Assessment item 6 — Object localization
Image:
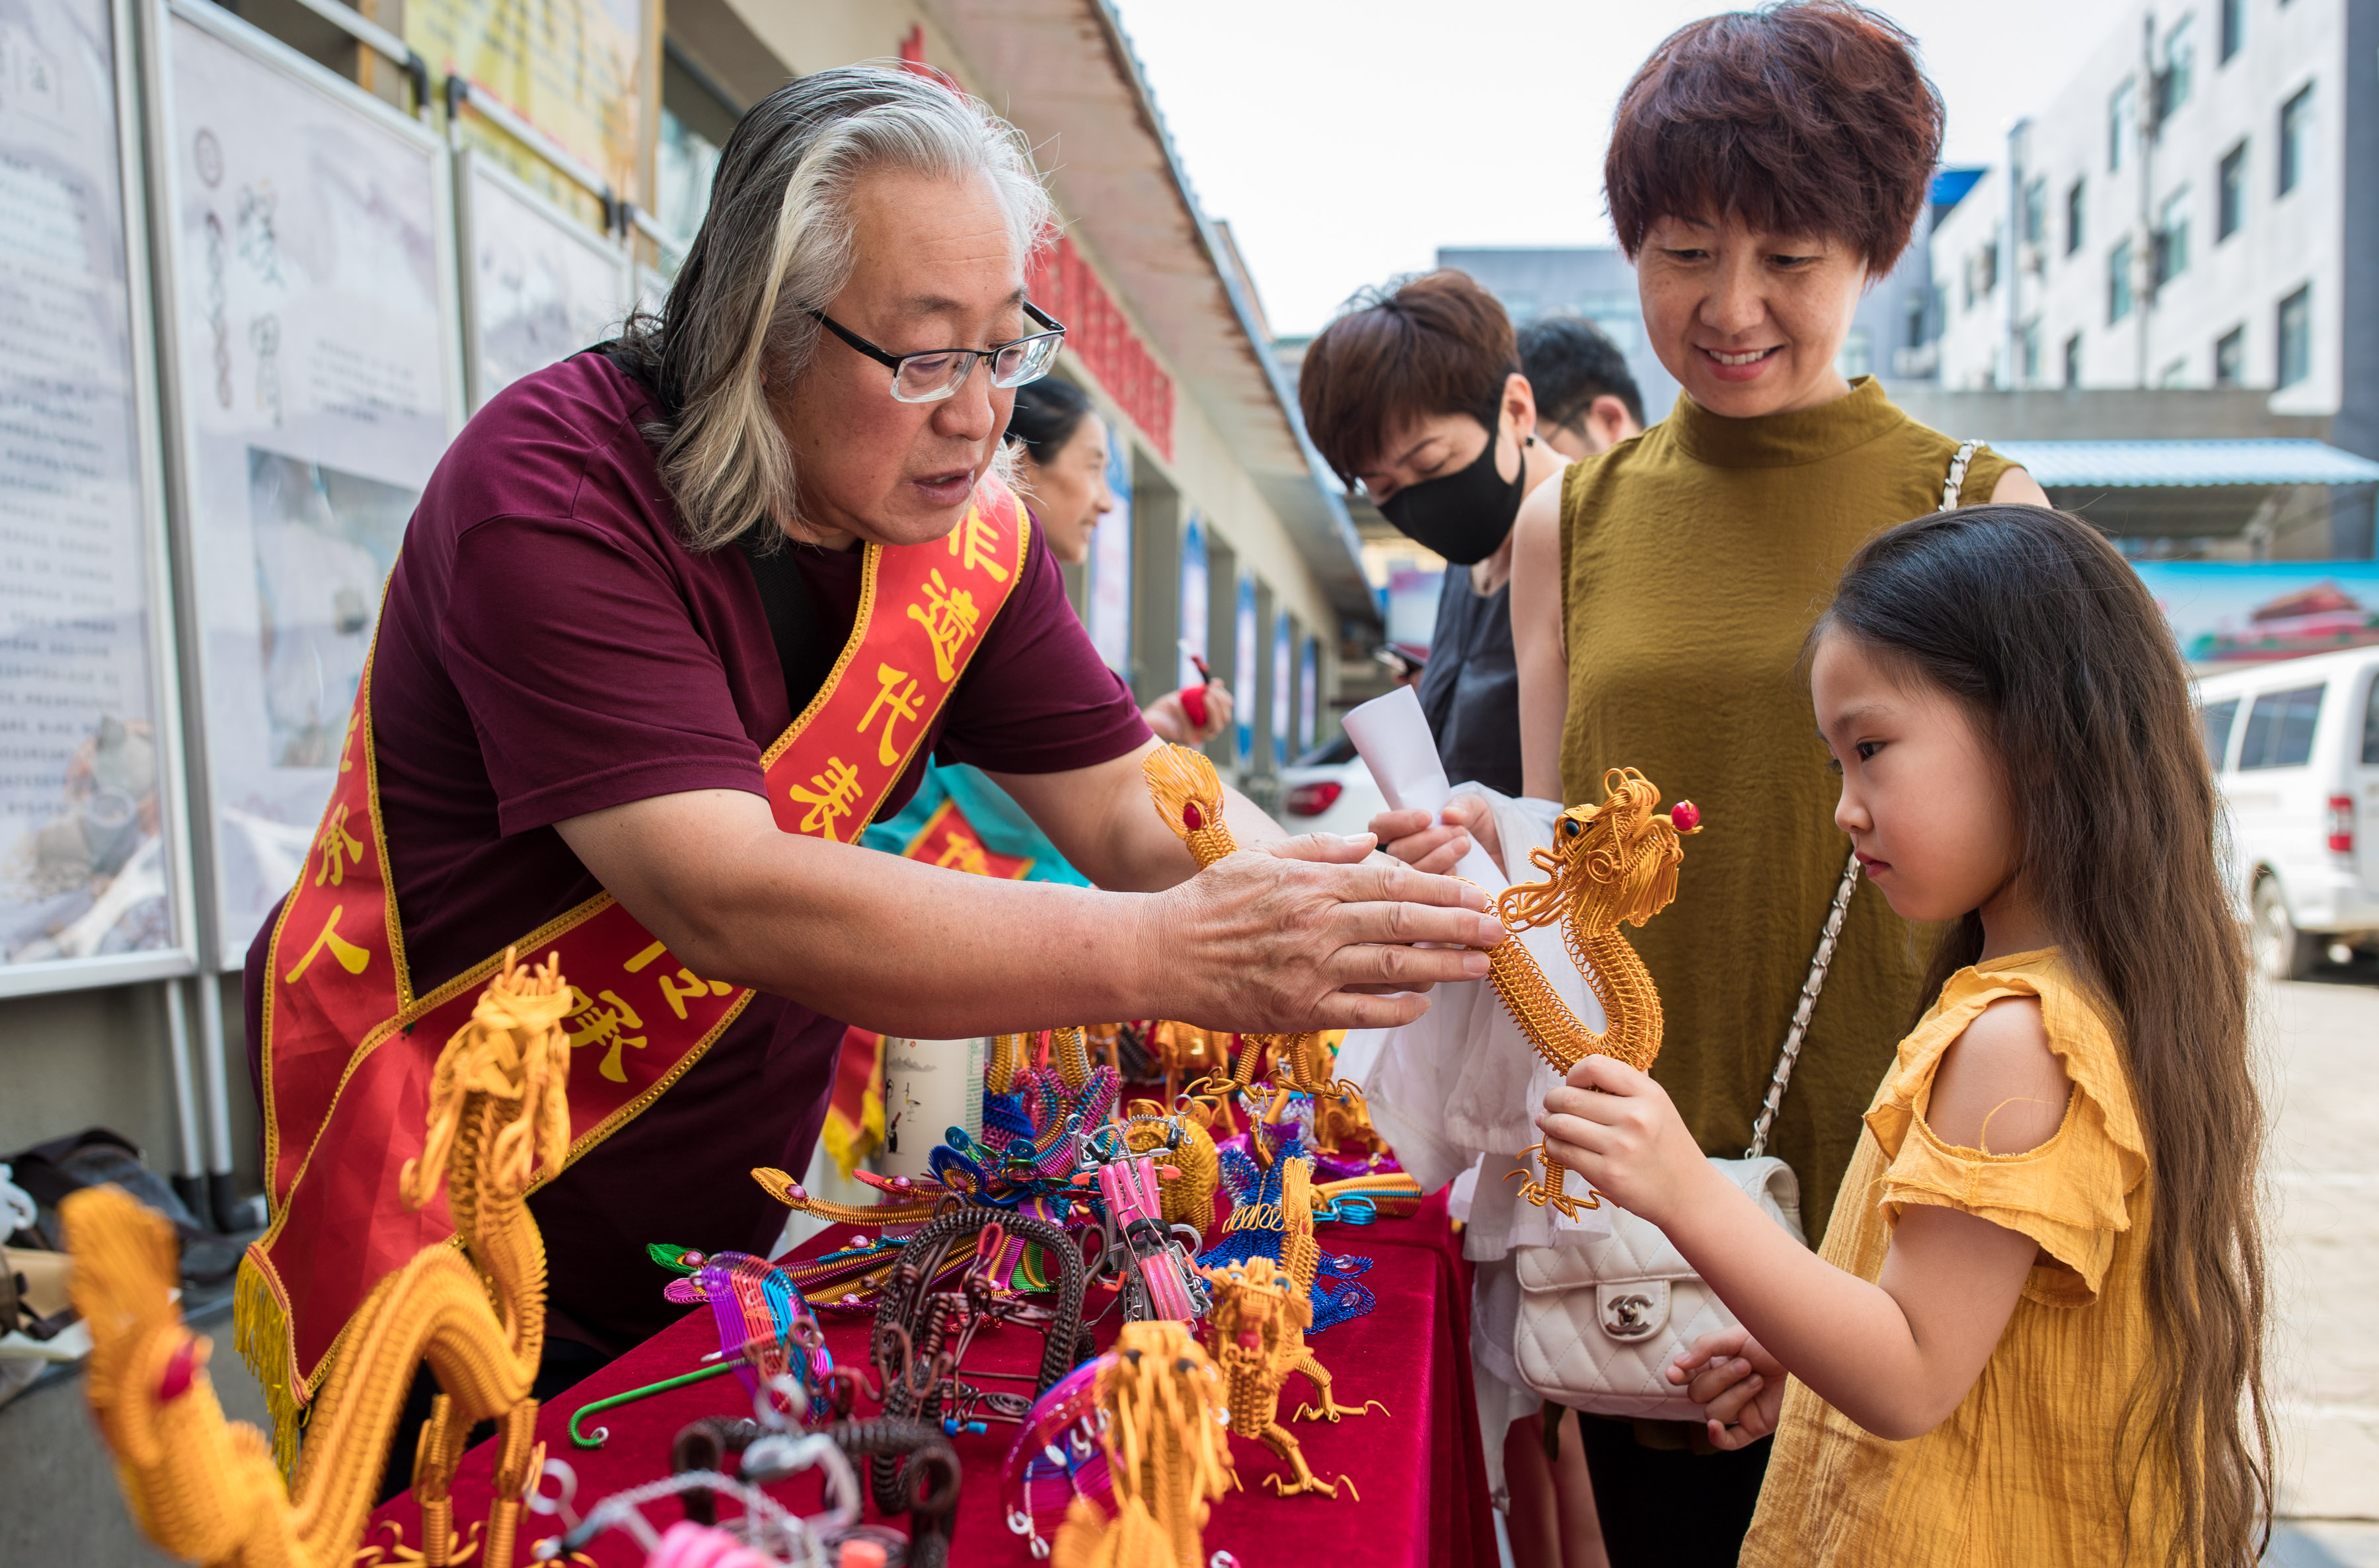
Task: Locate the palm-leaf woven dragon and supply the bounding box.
[63,950,576,1568]
[1489,765,1700,1217]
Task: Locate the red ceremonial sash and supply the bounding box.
[236,476,1032,1442]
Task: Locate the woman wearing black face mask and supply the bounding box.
[1300,269,1614,1568]
[1300,271,1577,799]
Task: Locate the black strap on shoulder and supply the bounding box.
[584,342,836,721]
[736,532,841,722]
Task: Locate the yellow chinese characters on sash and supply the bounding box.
[236,476,1032,1458]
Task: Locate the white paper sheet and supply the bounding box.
[1341,685,1508,891]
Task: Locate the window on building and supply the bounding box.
[2218,141,2248,239]
[2064,332,2084,387]
[2159,356,2191,387]
[2158,18,2196,121]
[2109,237,2134,323]
[2238,685,2322,770]
[2280,83,2314,195]
[2110,79,2138,170]
[2019,319,2042,385]
[2066,178,2087,255]
[2156,187,2191,286]
[2216,324,2247,386]
[2021,176,2047,249]
[2220,0,2246,62]
[1902,292,1928,350]
[2277,284,2312,386]
[656,45,741,244]
[2201,697,2239,770]
[1836,328,1873,381]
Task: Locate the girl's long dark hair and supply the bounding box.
[1821,505,2271,1567]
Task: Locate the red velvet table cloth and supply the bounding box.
[367,1192,1495,1567]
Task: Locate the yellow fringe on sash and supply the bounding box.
[232,1246,306,1479]
[819,1076,886,1180]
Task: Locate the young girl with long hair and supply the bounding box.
[1538,505,2271,1565]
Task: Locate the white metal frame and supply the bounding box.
[453,144,636,412]
[141,0,466,977]
[0,0,202,1001]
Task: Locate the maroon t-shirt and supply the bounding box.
[244,352,1148,1354]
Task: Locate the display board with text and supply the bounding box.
[0,0,194,993]
[459,147,634,408]
[150,0,460,967]
[408,0,645,224]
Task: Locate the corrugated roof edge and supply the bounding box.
[1082,0,1374,634]
[1992,439,2379,488]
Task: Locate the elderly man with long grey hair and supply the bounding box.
[242,65,1501,1473]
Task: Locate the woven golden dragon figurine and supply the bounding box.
[64,951,574,1568]
[1051,1320,1234,1568]
[1197,1159,1384,1501]
[1491,766,1700,1218]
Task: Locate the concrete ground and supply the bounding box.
[2261,970,2379,1551]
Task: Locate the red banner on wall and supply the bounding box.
[1028,237,1175,460]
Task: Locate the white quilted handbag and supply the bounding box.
[1512,1157,1805,1419]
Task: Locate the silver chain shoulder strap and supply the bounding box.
[1940,439,1985,511]
[1745,851,1861,1158]
[1743,438,1983,1160]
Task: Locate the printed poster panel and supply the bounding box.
[2131,560,2379,672]
[1300,635,1320,751]
[1233,576,1256,766]
[1271,613,1292,765]
[1086,423,1131,673]
[1178,513,1208,690]
[157,5,457,965]
[0,0,186,983]
[462,151,633,408]
[406,0,645,219]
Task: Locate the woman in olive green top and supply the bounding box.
[1377,6,2048,1566]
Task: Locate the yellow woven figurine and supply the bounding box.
[1051,1320,1234,1568]
[1196,1251,1382,1501]
[65,950,575,1568]
[1140,748,1378,1146]
[1119,1103,1221,1240]
[1488,766,1700,1218]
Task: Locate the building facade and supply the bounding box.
[1928,0,2379,457]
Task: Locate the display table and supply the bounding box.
[367,1192,1494,1567]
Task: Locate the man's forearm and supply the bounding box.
[632,816,1154,1035]
[987,739,1289,893]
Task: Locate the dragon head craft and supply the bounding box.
[1484,766,1701,1219]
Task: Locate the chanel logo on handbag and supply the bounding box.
[1601,1292,1660,1341]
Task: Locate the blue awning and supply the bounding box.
[1992,439,2379,488]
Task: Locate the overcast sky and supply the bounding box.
[1110,0,2131,336]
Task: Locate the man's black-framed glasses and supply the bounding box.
[808,301,1066,404]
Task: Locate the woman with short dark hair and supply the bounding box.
[1300,271,1632,799]
[1002,377,1230,745]
[1375,5,2047,1562]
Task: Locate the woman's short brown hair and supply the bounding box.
[1298,270,1516,484]
[1606,1,1943,272]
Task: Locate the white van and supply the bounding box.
[2196,645,2379,978]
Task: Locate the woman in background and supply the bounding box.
[1006,377,1230,746]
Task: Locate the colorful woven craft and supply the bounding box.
[646,1246,834,1423]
